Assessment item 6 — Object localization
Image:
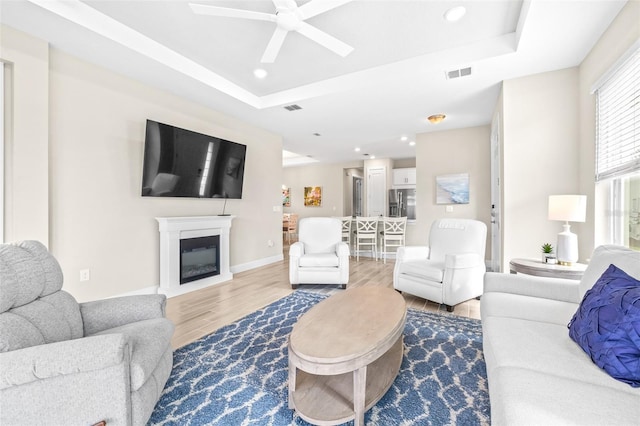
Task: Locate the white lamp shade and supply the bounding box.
[548,195,587,222]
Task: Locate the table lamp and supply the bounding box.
[548,195,587,265]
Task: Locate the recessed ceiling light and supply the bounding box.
[400,136,408,142]
[354,147,361,152]
[370,155,376,159]
[253,68,268,79]
[444,6,466,22]
[409,141,416,146]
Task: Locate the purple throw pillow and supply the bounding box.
[568,264,640,387]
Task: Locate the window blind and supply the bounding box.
[595,46,640,181]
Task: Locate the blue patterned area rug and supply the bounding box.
[149,291,490,425]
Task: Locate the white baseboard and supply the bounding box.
[231,253,284,274]
[111,285,159,297]
[112,254,285,299]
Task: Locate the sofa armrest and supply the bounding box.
[0,334,128,389]
[80,294,167,335]
[396,246,430,263]
[484,272,581,303]
[445,253,482,269]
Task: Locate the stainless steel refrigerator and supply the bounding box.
[388,188,416,220]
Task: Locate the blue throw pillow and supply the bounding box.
[568,264,640,387]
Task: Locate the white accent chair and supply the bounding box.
[393,218,487,312]
[380,216,407,264]
[289,217,350,289]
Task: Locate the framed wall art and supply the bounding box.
[282,187,290,207]
[303,186,322,207]
[436,173,469,204]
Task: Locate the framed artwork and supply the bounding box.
[282,187,290,207]
[436,173,469,204]
[304,186,322,207]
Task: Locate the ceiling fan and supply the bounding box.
[189,0,354,63]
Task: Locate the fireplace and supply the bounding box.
[180,235,220,284]
[156,216,234,297]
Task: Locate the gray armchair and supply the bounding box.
[0,241,174,426]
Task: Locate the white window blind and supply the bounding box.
[595,45,640,182]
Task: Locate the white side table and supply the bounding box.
[509,258,587,280]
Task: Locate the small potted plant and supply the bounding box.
[541,243,555,263]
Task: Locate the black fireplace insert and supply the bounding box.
[179,235,220,284]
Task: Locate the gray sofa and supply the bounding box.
[0,241,175,426]
[481,245,640,425]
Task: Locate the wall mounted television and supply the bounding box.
[141,120,246,199]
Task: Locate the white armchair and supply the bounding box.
[289,217,350,289]
[393,218,487,312]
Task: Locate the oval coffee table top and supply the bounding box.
[290,287,406,364]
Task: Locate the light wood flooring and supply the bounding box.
[166,242,481,349]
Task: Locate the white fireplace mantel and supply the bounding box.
[156,216,235,297]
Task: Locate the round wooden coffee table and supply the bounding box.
[288,287,406,426]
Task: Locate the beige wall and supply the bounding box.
[2,26,284,302]
[283,161,362,219]
[578,0,640,256]
[414,126,492,251]
[501,68,581,263]
[284,128,491,257]
[1,26,49,245]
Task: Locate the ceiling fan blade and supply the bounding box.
[298,0,354,20]
[296,22,353,57]
[261,27,289,63]
[271,0,293,10]
[189,3,276,22]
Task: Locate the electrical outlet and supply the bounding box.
[446,205,454,213]
[267,239,274,247]
[79,269,91,282]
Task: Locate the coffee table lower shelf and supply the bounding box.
[290,337,404,426]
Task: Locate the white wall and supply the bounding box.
[2,25,284,302]
[0,26,49,245]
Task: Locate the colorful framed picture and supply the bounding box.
[303,186,322,207]
[436,173,469,204]
[282,187,290,207]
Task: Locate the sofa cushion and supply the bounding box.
[568,264,640,387]
[398,260,444,282]
[481,316,634,391]
[481,292,578,326]
[299,253,339,267]
[488,366,640,426]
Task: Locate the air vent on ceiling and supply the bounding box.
[284,104,302,111]
[445,66,472,80]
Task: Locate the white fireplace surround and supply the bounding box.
[156,216,235,297]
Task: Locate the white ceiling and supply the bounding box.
[0,0,627,166]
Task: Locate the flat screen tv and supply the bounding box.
[141,120,246,199]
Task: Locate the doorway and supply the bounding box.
[353,176,363,217]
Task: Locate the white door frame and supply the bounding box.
[490,113,502,272]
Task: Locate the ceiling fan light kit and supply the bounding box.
[189,0,354,64]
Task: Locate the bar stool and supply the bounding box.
[380,216,407,263]
[354,216,379,261]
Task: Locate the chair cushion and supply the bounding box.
[398,260,444,282]
[568,264,640,387]
[299,253,339,268]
